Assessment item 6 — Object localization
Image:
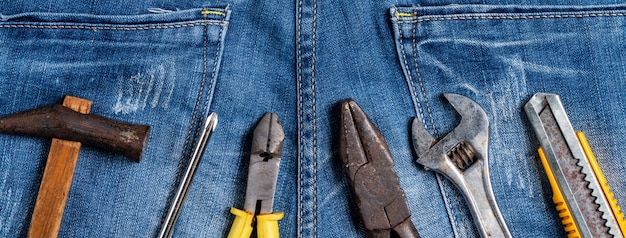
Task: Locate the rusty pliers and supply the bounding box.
[411,94,511,238]
[339,99,420,238]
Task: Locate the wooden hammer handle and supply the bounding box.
[28,96,92,238]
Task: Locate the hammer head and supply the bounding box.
[411,93,489,171]
[0,102,150,162]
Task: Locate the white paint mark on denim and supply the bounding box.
[147,8,176,14]
[420,38,538,48]
[500,55,583,75]
[506,168,514,187]
[487,58,528,123]
[113,64,175,114]
[421,52,459,80]
[317,182,343,209]
[0,188,21,234]
[164,64,176,109]
[459,83,479,94]
[150,65,165,109]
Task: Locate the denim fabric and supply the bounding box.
[0,6,232,237]
[391,4,626,237]
[1,1,626,238]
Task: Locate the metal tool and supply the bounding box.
[525,93,626,238]
[411,93,511,238]
[0,97,150,162]
[228,112,284,238]
[339,99,421,238]
[0,96,150,238]
[158,112,218,238]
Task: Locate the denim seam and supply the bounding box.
[436,176,461,237]
[408,10,473,237]
[395,9,465,237]
[311,0,318,236]
[202,8,227,117]
[296,0,303,236]
[397,12,458,237]
[412,17,476,238]
[395,12,626,23]
[451,185,469,235]
[296,0,318,236]
[396,14,423,123]
[410,10,439,137]
[163,13,215,224]
[0,21,225,31]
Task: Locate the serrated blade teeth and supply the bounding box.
[525,93,623,238]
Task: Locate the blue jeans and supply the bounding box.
[1,0,626,237]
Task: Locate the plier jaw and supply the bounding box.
[228,112,284,238]
[339,99,421,238]
[244,113,284,215]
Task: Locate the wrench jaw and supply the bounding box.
[411,94,511,238]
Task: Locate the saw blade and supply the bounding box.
[525,93,622,238]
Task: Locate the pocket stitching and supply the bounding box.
[395,11,626,24]
[0,21,226,31]
[393,7,484,237]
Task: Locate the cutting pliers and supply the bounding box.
[228,113,284,238]
[339,99,421,238]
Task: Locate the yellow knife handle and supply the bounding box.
[227,208,254,238]
[256,212,284,238]
[539,132,626,237]
[538,147,581,238]
[576,132,626,235]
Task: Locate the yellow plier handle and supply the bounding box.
[538,132,626,238]
[227,207,284,238]
[257,212,284,238]
[227,208,254,238]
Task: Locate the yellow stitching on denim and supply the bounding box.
[395,12,626,23]
[201,9,226,16]
[395,12,414,17]
[205,11,225,108]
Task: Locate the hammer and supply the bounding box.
[0,96,150,238]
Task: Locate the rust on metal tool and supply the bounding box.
[411,93,511,238]
[0,101,150,162]
[340,99,420,238]
[525,93,622,238]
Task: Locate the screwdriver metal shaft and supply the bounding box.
[158,113,218,238]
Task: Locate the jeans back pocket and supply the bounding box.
[391,4,626,238]
[0,7,230,237]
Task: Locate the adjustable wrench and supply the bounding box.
[411,93,511,238]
